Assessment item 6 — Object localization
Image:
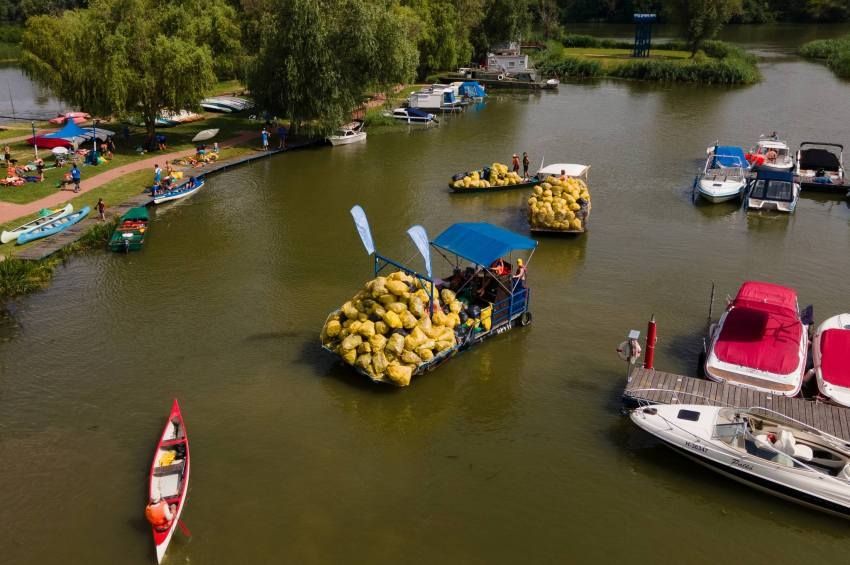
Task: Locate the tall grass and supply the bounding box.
[0,256,54,299]
[362,107,396,129]
[800,36,850,79]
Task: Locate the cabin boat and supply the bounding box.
[631,404,850,518]
[704,281,809,397]
[812,314,850,408]
[385,107,438,124]
[747,135,794,171]
[327,121,366,146]
[697,145,750,203]
[796,142,845,192]
[408,86,463,113]
[746,169,800,213]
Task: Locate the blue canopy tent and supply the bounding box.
[27,120,115,149]
[711,145,749,169]
[431,222,537,267]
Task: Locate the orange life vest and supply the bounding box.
[145,501,172,529]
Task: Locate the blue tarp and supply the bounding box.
[408,107,432,119]
[459,81,486,98]
[712,145,748,169]
[432,222,537,267]
[42,120,87,140]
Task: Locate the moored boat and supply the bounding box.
[812,314,850,407]
[631,403,850,518]
[528,163,592,234]
[747,134,794,171]
[697,145,750,203]
[449,161,536,192]
[796,142,846,192]
[152,176,205,205]
[327,121,366,146]
[385,107,438,124]
[1,203,73,244]
[148,399,190,564]
[108,207,149,253]
[16,206,90,245]
[746,169,800,213]
[704,281,809,397]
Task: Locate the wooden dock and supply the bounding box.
[13,142,320,262]
[624,366,850,442]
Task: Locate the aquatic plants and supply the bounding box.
[799,36,850,79]
[0,256,54,299]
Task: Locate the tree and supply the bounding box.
[21,0,224,140]
[667,0,742,55]
[248,0,417,134]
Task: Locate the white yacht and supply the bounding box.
[328,121,366,146]
[697,145,750,203]
[748,134,794,171]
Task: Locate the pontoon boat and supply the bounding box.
[796,142,845,192]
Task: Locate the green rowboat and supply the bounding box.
[108,207,149,253]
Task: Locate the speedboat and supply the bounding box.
[697,145,750,203]
[747,134,794,171]
[385,107,438,124]
[631,404,850,518]
[746,169,800,213]
[704,281,809,397]
[49,111,90,125]
[327,121,366,146]
[796,142,845,191]
[812,314,850,407]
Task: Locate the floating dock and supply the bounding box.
[623,366,850,443]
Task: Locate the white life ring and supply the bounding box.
[497,74,504,81]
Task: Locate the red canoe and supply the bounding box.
[48,112,90,125]
[147,399,190,563]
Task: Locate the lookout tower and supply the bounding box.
[633,13,656,58]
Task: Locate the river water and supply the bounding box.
[3,25,850,565]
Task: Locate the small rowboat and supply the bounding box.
[450,177,539,193]
[108,207,149,253]
[148,399,190,564]
[16,206,90,245]
[1,203,74,244]
[152,176,205,205]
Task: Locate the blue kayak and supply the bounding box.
[17,206,91,245]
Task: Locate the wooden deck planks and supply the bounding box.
[624,366,850,442]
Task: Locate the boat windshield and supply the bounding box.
[750,179,794,202]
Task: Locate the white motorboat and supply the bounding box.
[408,86,463,113]
[796,142,845,191]
[200,96,253,113]
[812,314,850,407]
[748,134,794,171]
[704,281,809,397]
[385,107,438,124]
[327,121,366,146]
[631,403,850,518]
[746,169,800,213]
[697,145,749,203]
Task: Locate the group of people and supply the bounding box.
[442,258,528,305]
[511,152,532,178]
[260,124,287,151]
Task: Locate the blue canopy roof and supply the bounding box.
[459,81,486,98]
[432,222,537,266]
[43,120,87,140]
[754,168,795,182]
[712,146,748,169]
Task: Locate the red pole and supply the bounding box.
[644,314,657,369]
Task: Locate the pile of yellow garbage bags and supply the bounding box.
[527,176,590,231]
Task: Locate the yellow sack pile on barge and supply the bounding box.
[527,175,590,231]
[450,162,523,190]
[321,271,465,386]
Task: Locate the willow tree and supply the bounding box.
[21,0,239,139]
[248,0,417,134]
[667,0,742,55]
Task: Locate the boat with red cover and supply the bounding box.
[704,281,809,397]
[813,314,850,407]
[148,399,190,564]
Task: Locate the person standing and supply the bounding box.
[522,152,530,178]
[3,145,9,163]
[71,164,81,193]
[154,164,162,185]
[511,153,520,173]
[261,127,269,151]
[513,258,527,289]
[35,158,44,181]
[96,198,106,220]
[277,124,287,149]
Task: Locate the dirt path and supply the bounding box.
[0,131,256,224]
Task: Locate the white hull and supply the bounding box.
[747,196,797,213]
[328,132,366,146]
[1,204,74,244]
[697,180,744,203]
[152,183,202,205]
[813,314,850,408]
[631,404,850,518]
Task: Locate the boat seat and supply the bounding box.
[839,464,850,482]
[155,474,181,499]
[776,430,813,461]
[154,459,185,477]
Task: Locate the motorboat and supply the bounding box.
[49,111,90,125]
[697,145,749,203]
[408,86,463,113]
[704,281,809,397]
[812,314,850,407]
[152,176,205,205]
[200,96,253,113]
[385,107,438,124]
[631,404,850,518]
[327,121,366,146]
[747,134,794,171]
[746,169,800,213]
[796,142,845,191]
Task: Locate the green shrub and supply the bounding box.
[0,256,54,299]
[828,49,850,79]
[800,35,850,79]
[362,107,396,129]
[537,55,602,79]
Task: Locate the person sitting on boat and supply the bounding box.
[490,258,511,277]
[765,148,778,163]
[559,169,567,181]
[145,494,174,532]
[186,176,197,191]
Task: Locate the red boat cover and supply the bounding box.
[714,282,802,375]
[820,329,850,387]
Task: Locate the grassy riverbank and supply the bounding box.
[799,35,850,78]
[536,36,760,85]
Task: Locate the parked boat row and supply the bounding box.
[2,204,90,245]
[199,96,253,113]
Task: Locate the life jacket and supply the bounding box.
[145,501,172,529]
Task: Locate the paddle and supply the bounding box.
[177,520,192,538]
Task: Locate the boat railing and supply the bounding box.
[491,287,529,329]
